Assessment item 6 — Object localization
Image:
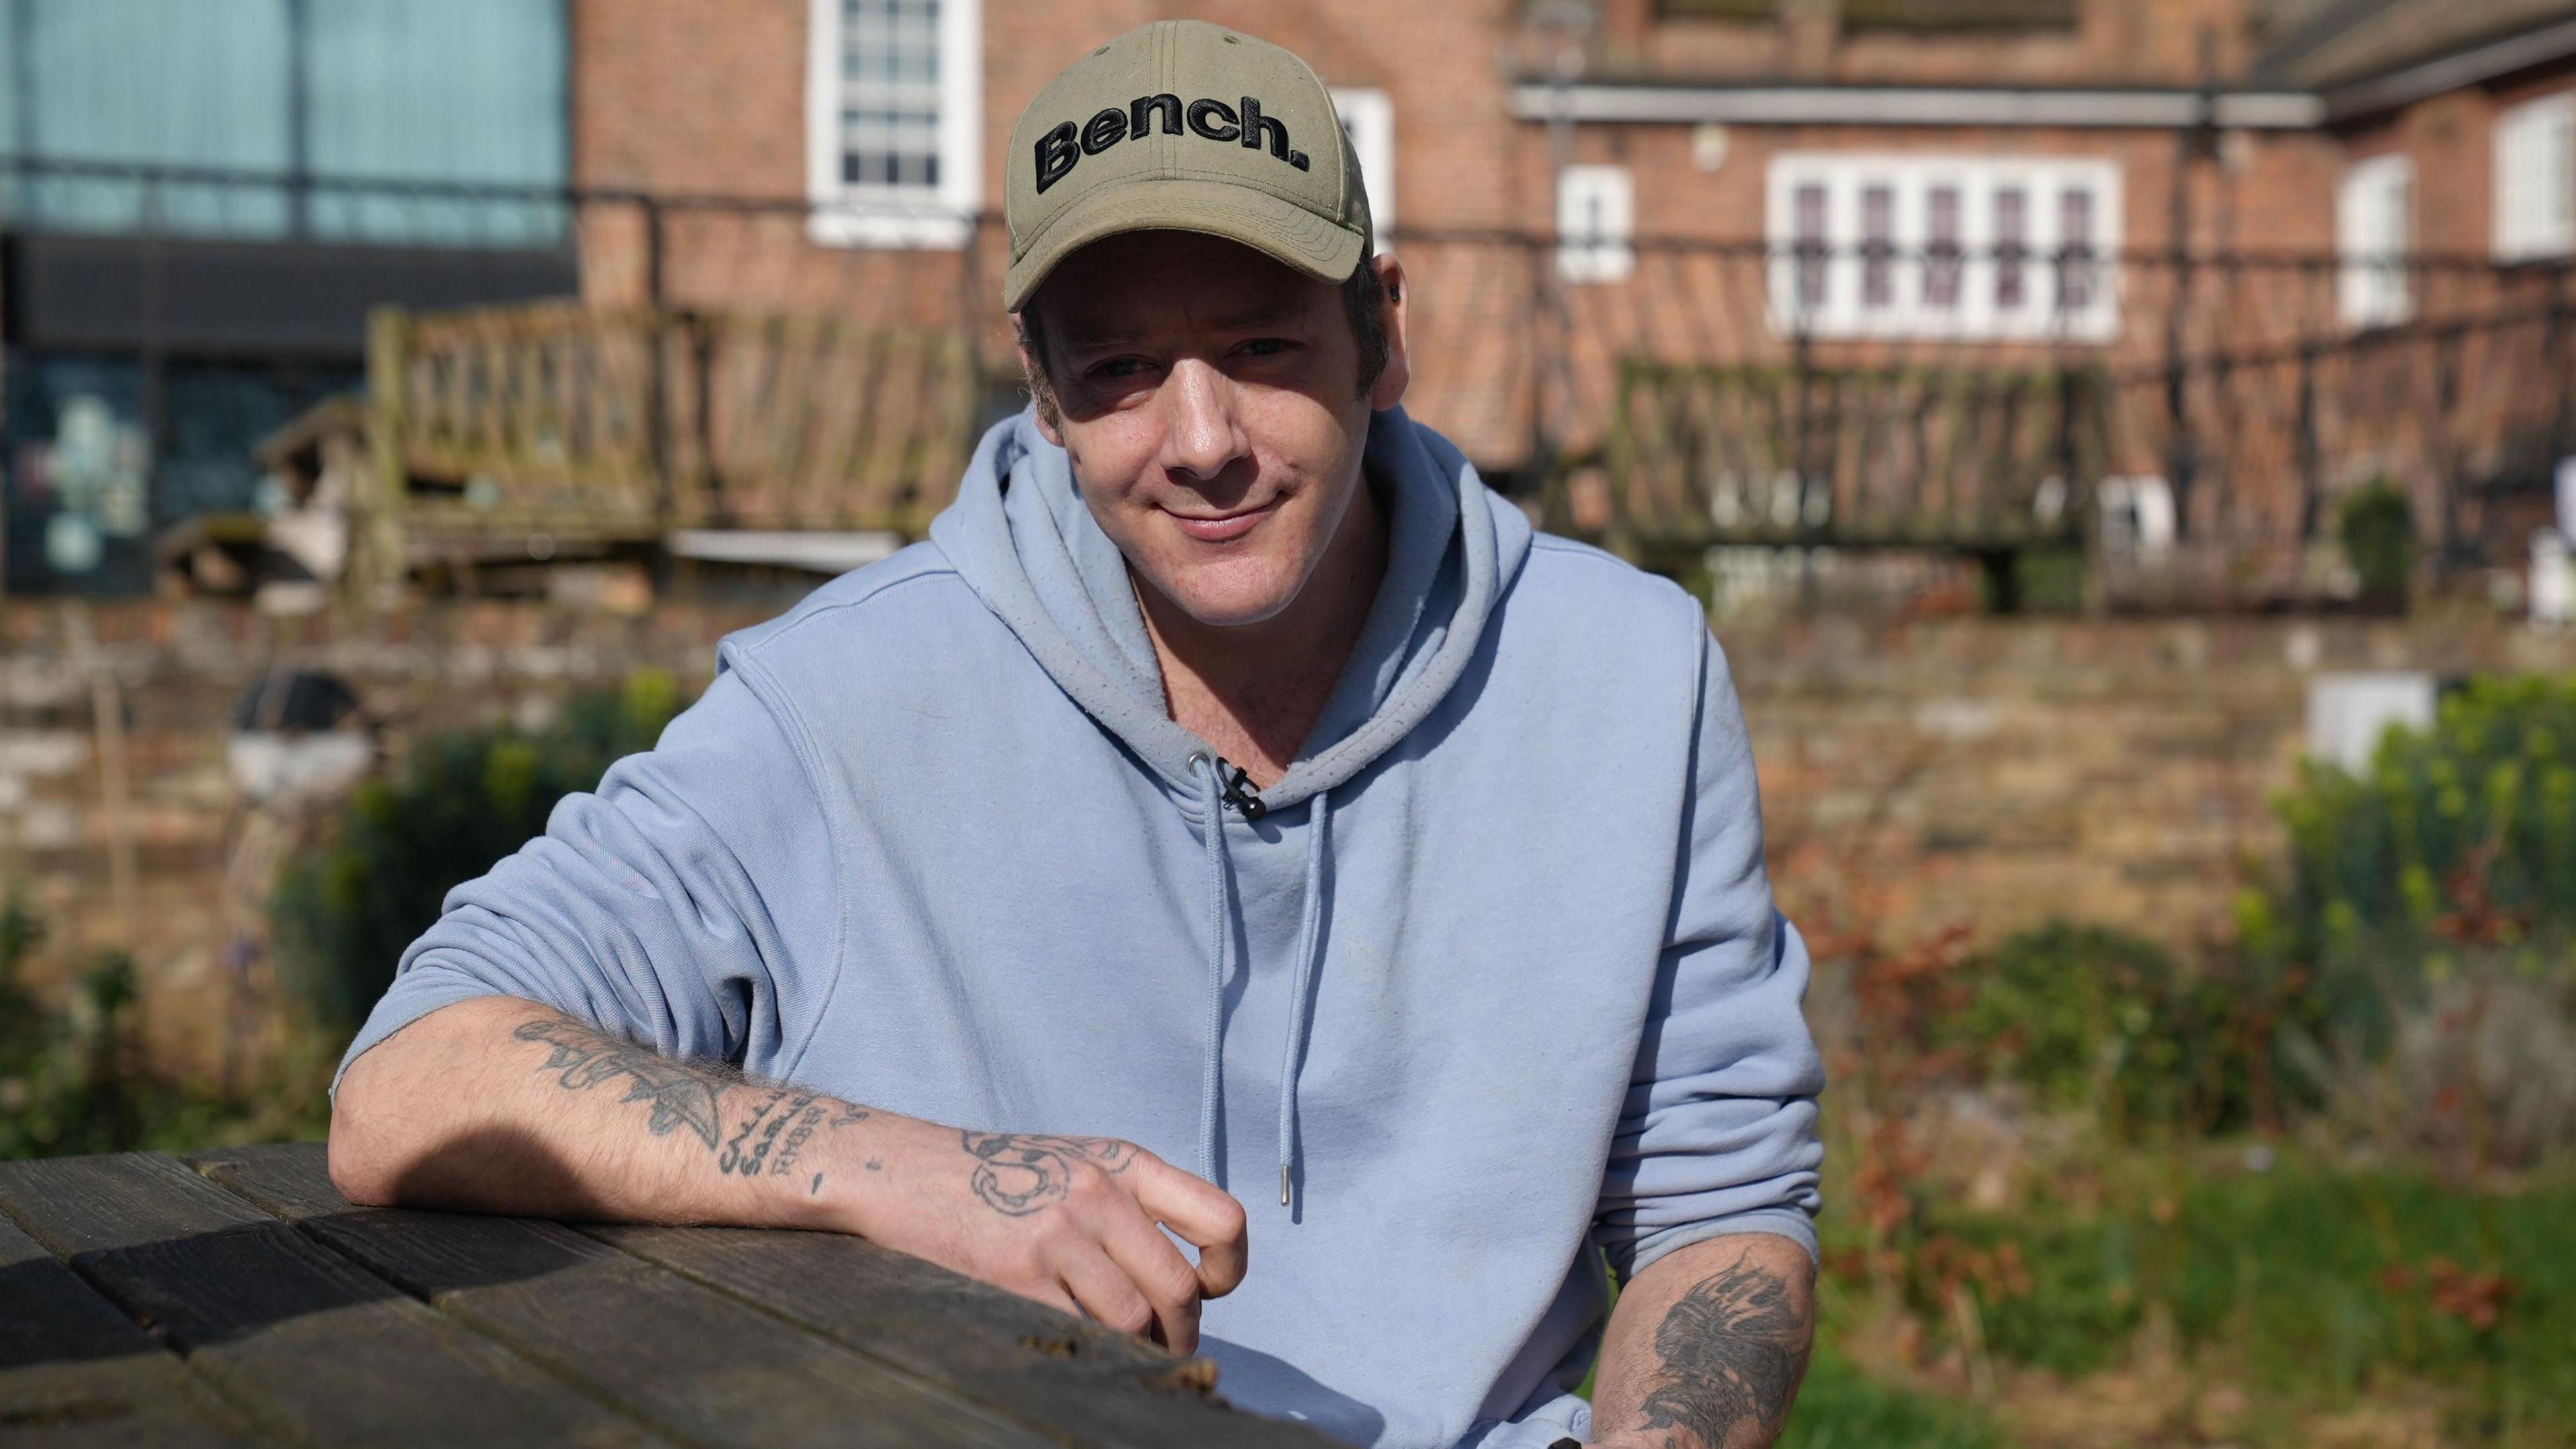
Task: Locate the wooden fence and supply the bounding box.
[354,301,979,589]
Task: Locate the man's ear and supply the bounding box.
[1012,312,1067,445]
[1367,253,1411,414]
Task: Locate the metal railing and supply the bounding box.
[6,155,2571,606]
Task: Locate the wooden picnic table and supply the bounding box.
[0,1142,1337,1448]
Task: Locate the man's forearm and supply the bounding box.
[1587,1233,1815,1449]
[329,996,889,1231]
[331,994,1252,1354]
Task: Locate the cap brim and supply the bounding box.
[1004,176,1366,313]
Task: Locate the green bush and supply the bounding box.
[270,671,690,1030]
[1,896,134,1157]
[2250,676,2576,1072]
[0,895,325,1161]
[2339,480,2416,609]
[1945,920,2265,1135]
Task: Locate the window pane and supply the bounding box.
[841,0,945,197]
[1794,182,1829,309]
[2340,158,2412,328]
[2548,105,2576,248]
[1925,184,1962,309]
[2496,99,2576,260]
[2058,186,2096,311]
[304,0,570,246]
[1556,165,1633,283]
[1861,183,1894,309]
[1995,186,2027,310]
[13,0,293,237]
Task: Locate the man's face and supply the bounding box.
[1022,230,1408,629]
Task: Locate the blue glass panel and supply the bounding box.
[0,11,18,156]
[304,0,569,247]
[16,0,294,237]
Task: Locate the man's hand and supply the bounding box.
[833,1120,1247,1352]
[1582,1234,1815,1449]
[332,998,1247,1354]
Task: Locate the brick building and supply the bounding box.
[11,1,2576,596]
[563,0,2576,572]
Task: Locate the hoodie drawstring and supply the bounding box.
[1189,757,1334,1213]
[1277,790,1330,1208]
[1190,755,1234,1187]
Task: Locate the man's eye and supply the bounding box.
[1088,357,1150,381]
[1240,337,1294,358]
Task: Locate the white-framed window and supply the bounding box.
[1330,88,1395,248]
[1558,164,1635,284]
[1764,154,2123,341]
[2496,93,2576,262]
[2339,154,2414,330]
[804,0,981,249]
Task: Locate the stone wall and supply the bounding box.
[8,595,2575,1079]
[1725,607,2576,956]
[0,598,772,1078]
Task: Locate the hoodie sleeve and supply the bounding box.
[1593,629,1825,1279]
[332,656,841,1090]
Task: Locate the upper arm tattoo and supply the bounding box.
[1633,1252,1811,1449]
[511,1015,870,1191]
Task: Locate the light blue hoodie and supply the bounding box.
[342,407,1824,1448]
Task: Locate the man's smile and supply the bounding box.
[1163,493,1285,543]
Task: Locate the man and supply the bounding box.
[329,21,1823,1449]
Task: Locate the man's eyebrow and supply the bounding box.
[1052,297,1307,352]
[1212,299,1305,331]
[1056,322,1143,354]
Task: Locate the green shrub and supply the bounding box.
[2252,676,2576,1078]
[1,896,138,1157]
[1945,920,2265,1135]
[2339,480,2416,608]
[2008,545,2088,615]
[270,671,691,1030]
[0,896,43,1063]
[0,895,325,1161]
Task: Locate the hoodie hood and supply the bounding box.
[930,406,1532,813]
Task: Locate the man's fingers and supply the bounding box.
[1127,1154,1249,1298]
[1021,1279,1085,1324]
[1053,1242,1159,1342]
[1094,1193,1206,1354]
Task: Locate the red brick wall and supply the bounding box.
[576,0,808,197]
[2330,57,2576,262]
[1609,0,2259,87]
[560,0,2546,486]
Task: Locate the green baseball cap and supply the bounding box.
[1002,20,1371,313]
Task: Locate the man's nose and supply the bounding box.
[1159,359,1248,484]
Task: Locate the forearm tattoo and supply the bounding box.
[513,1016,869,1194]
[960,1131,1136,1216]
[1631,1252,1811,1449]
[513,1017,729,1148]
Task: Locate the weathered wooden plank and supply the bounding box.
[189,1144,1055,1449]
[0,1152,657,1449]
[594,1222,1340,1449]
[0,1210,250,1448]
